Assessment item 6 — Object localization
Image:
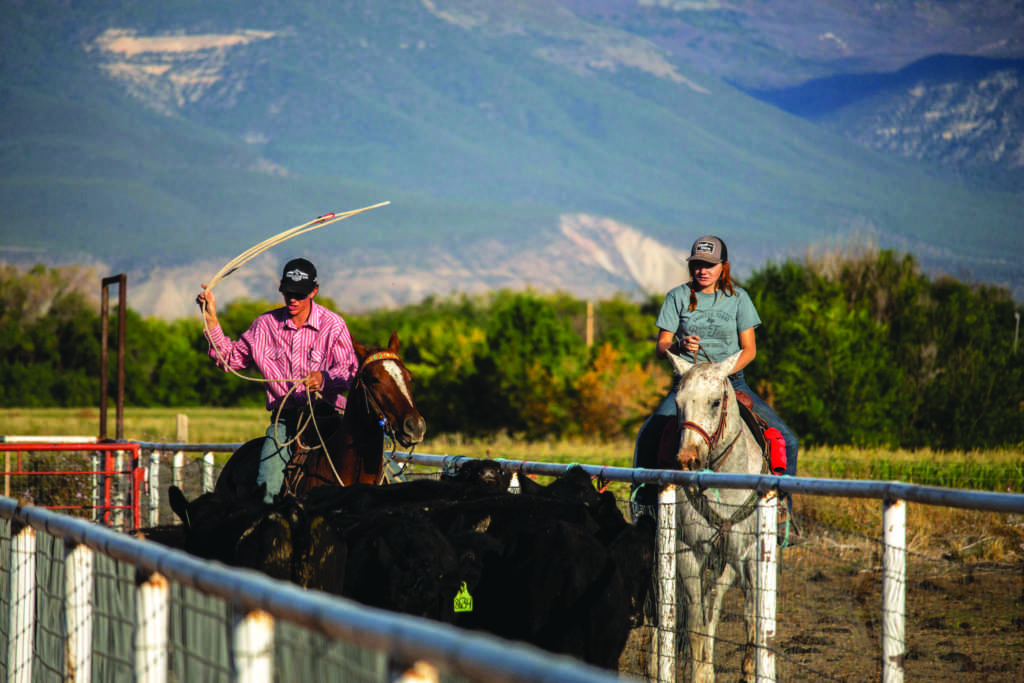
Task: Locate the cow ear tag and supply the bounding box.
[454,582,473,613]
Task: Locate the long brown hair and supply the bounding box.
[687,261,735,311]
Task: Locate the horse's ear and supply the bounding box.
[387,330,400,353]
[667,351,693,376]
[717,350,743,380]
[352,338,368,362]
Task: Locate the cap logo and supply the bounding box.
[694,241,717,256]
[284,269,310,282]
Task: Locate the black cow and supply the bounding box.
[156,463,655,670]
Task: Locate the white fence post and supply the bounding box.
[655,485,677,683]
[756,491,778,682]
[232,608,274,683]
[203,452,215,493]
[114,449,126,530]
[882,497,907,683]
[9,524,36,683]
[136,571,169,683]
[148,449,161,528]
[172,451,185,489]
[66,542,94,683]
[92,451,102,523]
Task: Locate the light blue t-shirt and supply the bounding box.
[655,283,761,364]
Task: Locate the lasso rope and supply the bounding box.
[198,201,390,483]
[205,201,390,291]
[199,200,389,385]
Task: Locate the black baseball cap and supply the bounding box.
[279,258,318,297]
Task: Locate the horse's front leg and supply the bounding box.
[699,562,739,682]
[678,549,715,683]
[739,560,757,682]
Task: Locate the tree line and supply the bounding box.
[1,250,1021,449]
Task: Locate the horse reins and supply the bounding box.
[681,372,760,534]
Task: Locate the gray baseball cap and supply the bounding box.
[687,235,728,264]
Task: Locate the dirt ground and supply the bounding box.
[619,514,1024,682]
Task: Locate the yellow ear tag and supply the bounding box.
[454,582,473,613]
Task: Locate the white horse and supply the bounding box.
[667,349,766,683]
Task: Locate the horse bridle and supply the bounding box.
[680,377,763,534]
[680,384,740,472]
[355,350,405,445]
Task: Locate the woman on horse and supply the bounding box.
[633,235,799,517]
[196,257,359,503]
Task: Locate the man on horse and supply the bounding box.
[196,257,359,503]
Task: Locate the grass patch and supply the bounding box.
[3,408,1022,562]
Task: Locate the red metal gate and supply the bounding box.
[0,442,143,528]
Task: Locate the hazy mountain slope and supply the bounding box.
[557,0,1024,88]
[1,0,1022,317]
[746,56,1024,189]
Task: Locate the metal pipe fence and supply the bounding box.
[5,440,1023,682]
[0,495,635,683]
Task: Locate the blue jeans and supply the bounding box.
[258,422,292,504]
[632,371,798,510]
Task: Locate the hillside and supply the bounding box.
[1,0,1022,317]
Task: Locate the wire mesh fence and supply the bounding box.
[3,444,1023,682]
[615,491,1024,682]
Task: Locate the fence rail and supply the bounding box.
[0,495,633,683]
[4,439,1023,682]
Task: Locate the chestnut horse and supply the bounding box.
[214,331,426,500]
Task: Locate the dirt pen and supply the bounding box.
[2,441,1022,682]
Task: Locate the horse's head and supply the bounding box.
[352,331,427,448]
[667,350,742,471]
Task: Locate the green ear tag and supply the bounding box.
[454,582,473,613]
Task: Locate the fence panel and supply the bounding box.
[0,495,632,683]
[6,440,1022,682]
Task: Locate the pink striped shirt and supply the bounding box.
[205,302,358,412]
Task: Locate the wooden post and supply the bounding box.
[148,450,161,528]
[756,491,778,682]
[655,485,677,683]
[136,572,169,683]
[203,452,215,493]
[66,543,94,683]
[233,609,274,683]
[586,301,594,347]
[9,524,36,683]
[882,498,907,683]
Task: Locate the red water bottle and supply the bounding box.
[764,428,787,474]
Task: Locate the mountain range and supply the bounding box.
[1,0,1022,319]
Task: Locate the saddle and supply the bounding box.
[279,404,344,494]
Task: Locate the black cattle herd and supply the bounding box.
[141,461,656,670]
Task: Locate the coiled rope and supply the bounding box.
[197,201,390,481]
